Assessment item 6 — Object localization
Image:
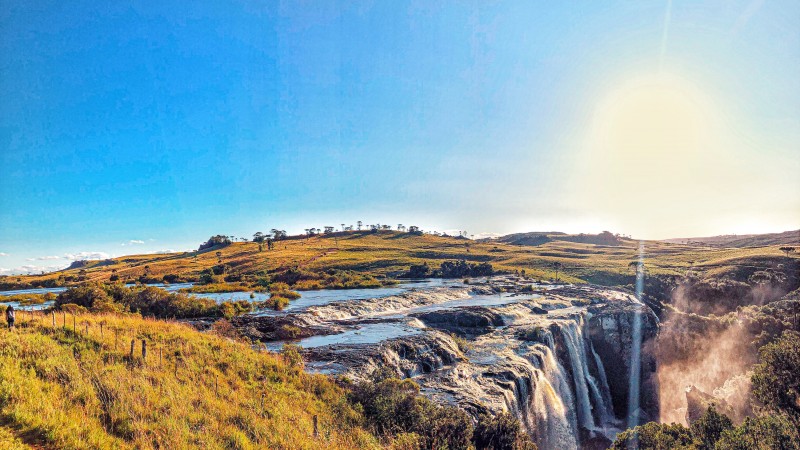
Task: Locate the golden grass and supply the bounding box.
[7,231,796,288]
[0,313,378,450]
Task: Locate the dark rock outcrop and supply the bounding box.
[585,302,660,424]
[411,306,504,337]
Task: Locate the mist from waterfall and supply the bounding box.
[627,241,645,430]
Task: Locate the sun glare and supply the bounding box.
[590,74,719,176]
[575,73,731,235]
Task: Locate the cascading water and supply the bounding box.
[627,241,645,431]
[526,330,578,449]
[590,340,616,428]
[560,320,615,434]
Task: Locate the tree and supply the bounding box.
[473,413,537,450]
[253,232,265,243]
[552,261,563,282]
[690,405,732,450]
[357,221,363,231]
[611,422,693,450]
[198,235,232,251]
[215,251,222,264]
[341,223,346,232]
[324,226,334,234]
[751,330,800,425]
[715,414,800,450]
[779,246,796,257]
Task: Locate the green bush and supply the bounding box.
[751,330,800,425]
[473,413,537,450]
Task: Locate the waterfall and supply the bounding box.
[560,321,614,432]
[590,340,615,425]
[526,335,578,449]
[627,241,645,430]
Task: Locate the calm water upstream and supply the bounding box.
[0,279,461,311]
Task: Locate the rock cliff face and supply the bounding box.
[245,278,660,449]
[585,303,660,423]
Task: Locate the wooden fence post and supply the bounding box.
[84,323,89,335]
[72,314,76,333]
[313,415,319,438]
[159,347,163,367]
[100,323,104,340]
[62,311,66,328]
[142,339,147,362]
[51,311,55,328]
[130,339,135,359]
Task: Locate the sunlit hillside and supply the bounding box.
[5,231,796,289]
[0,313,377,449]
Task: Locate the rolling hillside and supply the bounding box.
[3,230,797,289]
[0,313,377,449]
[662,229,800,248]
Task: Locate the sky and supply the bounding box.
[1,1,799,274]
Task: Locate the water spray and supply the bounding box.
[627,242,645,433]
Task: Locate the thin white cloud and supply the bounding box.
[0,252,8,257]
[474,232,501,240]
[155,249,176,254]
[0,264,67,275]
[26,255,63,261]
[121,239,145,246]
[63,251,110,261]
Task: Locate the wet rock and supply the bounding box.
[230,315,340,342]
[685,385,736,425]
[411,306,504,337]
[585,301,660,424]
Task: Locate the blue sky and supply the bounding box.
[1,1,799,274]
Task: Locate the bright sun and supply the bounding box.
[590,74,719,176]
[575,73,731,235]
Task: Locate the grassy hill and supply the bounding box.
[3,231,797,289]
[0,313,377,449]
[662,229,800,248]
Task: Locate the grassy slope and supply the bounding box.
[0,314,377,450]
[6,231,797,288]
[662,229,800,247]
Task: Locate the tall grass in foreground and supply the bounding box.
[0,313,378,449]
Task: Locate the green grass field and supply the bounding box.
[4,231,796,290]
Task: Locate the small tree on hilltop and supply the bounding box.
[552,261,563,282]
[779,246,795,257]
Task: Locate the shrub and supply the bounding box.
[266,296,289,311]
[690,405,732,450]
[473,413,537,450]
[162,274,181,283]
[348,375,478,450]
[611,422,693,449]
[55,283,112,310]
[198,235,232,251]
[751,330,800,425]
[269,282,291,293]
[281,344,304,370]
[277,325,302,340]
[715,414,800,449]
